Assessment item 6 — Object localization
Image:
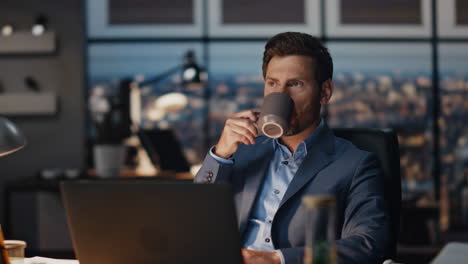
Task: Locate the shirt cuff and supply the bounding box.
[209,146,234,165]
[275,250,285,264]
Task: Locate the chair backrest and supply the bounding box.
[333,128,401,258]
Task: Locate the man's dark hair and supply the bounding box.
[262,32,333,87]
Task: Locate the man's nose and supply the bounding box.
[277,84,289,95]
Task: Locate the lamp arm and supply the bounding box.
[138,64,183,87]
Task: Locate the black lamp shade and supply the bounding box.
[182,63,202,84]
[181,50,207,85]
[0,117,26,157]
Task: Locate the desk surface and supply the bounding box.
[6,175,194,192]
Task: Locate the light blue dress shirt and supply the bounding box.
[210,120,324,264]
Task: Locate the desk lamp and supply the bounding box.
[128,50,207,175]
[0,117,26,157]
[130,50,207,129]
[0,117,26,264]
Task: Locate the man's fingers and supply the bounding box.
[241,118,258,137]
[232,109,259,122]
[214,110,260,158]
[223,122,253,145]
[227,118,258,139]
[227,123,256,144]
[237,134,252,146]
[229,129,254,146]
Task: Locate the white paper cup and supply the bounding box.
[5,240,26,264]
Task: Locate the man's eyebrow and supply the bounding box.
[286,77,305,82]
[266,77,305,82]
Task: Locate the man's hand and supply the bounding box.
[214,110,258,159]
[241,249,281,264]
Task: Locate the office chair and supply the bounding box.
[333,128,401,258]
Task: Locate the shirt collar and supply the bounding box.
[272,119,325,161]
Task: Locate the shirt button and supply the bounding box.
[274,189,280,195]
[282,160,288,165]
[268,220,272,223]
[265,238,270,243]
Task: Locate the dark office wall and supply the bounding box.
[0,0,85,225]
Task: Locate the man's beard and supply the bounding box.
[284,111,320,137]
[285,115,302,136]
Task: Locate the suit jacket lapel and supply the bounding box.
[279,124,335,208]
[238,138,274,234]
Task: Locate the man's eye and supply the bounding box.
[268,82,276,87]
[291,81,302,87]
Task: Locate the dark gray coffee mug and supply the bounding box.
[258,93,295,138]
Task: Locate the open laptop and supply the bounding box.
[60,180,242,264]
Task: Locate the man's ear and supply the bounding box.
[320,79,333,104]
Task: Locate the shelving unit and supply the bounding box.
[0,92,57,116]
[0,31,56,54]
[0,29,58,115]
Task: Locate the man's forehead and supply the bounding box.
[265,55,316,77]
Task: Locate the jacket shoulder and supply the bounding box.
[333,136,376,164]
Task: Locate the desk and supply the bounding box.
[87,168,194,179]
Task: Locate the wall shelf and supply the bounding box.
[0,31,56,54]
[0,92,57,115]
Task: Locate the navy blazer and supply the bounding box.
[195,123,391,264]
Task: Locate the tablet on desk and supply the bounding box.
[61,180,242,264]
[137,128,191,173]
